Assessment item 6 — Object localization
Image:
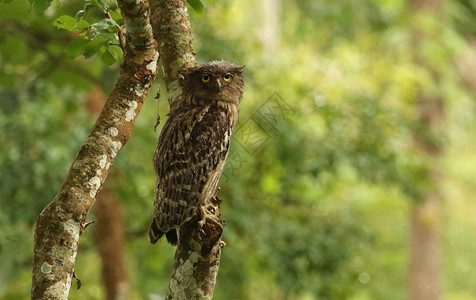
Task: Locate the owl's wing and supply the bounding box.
[149,103,235,244]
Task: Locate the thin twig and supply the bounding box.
[105,7,125,50]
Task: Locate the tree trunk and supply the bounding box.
[149,0,196,108]
[94,188,129,300]
[457,40,476,97]
[409,186,442,300]
[149,1,225,298]
[30,1,157,298]
[408,0,444,299]
[260,0,281,62]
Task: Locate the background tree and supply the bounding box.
[408,0,446,299]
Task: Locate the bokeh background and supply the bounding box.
[1,0,476,299]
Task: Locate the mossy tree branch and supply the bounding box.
[149,1,225,299]
[150,0,196,108]
[30,1,158,298]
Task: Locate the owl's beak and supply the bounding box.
[215,79,222,92]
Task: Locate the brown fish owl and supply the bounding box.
[148,61,244,245]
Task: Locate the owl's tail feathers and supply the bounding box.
[148,219,178,246]
[165,229,178,245]
[148,219,164,244]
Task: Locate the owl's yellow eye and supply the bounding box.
[222,74,232,82]
[201,74,210,83]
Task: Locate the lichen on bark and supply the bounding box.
[150,0,196,106]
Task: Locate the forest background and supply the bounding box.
[1,0,476,299]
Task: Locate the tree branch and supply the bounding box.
[150,0,196,108]
[30,1,158,298]
[149,1,225,299]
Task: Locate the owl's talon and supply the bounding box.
[205,216,223,229]
[198,218,206,229]
[198,205,223,229]
[197,206,223,239]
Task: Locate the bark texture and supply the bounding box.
[86,84,130,299]
[149,1,224,298]
[408,0,444,299]
[31,1,158,298]
[149,0,196,108]
[94,188,129,300]
[167,196,224,299]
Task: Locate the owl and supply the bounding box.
[148,61,244,245]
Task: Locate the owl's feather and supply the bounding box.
[149,61,243,245]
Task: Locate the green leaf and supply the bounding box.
[101,33,120,43]
[83,3,95,11]
[75,19,90,30]
[53,15,90,31]
[75,10,85,22]
[101,48,116,65]
[187,0,204,18]
[53,15,76,30]
[29,0,53,11]
[87,0,114,8]
[86,0,105,8]
[84,38,104,58]
[108,9,124,26]
[64,37,89,58]
[91,18,119,32]
[106,45,123,63]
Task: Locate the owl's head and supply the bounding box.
[181,61,244,103]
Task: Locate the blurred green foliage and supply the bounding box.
[1,0,476,299]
